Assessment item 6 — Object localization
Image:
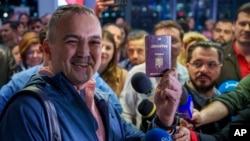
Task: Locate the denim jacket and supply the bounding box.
[0,72,144,141]
[0,65,122,114]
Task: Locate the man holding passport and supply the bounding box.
[120,20,189,128]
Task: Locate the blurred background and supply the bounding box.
[0,0,249,33]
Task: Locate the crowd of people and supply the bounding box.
[0,0,250,141]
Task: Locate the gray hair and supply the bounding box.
[47,4,97,43]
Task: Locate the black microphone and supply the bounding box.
[131,72,188,105]
[131,72,193,119]
[131,72,153,94]
[138,99,156,121]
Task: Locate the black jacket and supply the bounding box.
[0,44,16,88]
[216,41,242,87]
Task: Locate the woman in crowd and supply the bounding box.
[17,31,43,72]
[18,13,29,32]
[98,30,128,98]
[177,31,208,66]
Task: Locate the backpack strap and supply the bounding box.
[0,86,61,141]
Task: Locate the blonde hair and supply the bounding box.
[19,31,40,61]
[177,31,208,65]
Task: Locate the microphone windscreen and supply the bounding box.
[145,128,173,141]
[218,80,239,93]
[138,99,156,119]
[131,72,152,94]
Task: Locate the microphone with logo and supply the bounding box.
[145,128,173,141]
[218,80,239,93]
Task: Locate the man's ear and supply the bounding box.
[43,40,51,54]
[43,40,52,60]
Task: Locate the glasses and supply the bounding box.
[26,50,42,56]
[189,61,221,69]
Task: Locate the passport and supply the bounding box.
[145,35,171,77]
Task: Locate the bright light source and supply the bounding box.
[104,12,109,17]
[3,12,8,18]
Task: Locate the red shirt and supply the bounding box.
[233,42,250,78]
[190,130,198,141]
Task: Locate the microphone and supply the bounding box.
[145,128,173,141]
[138,99,156,132]
[131,72,154,99]
[132,72,193,119]
[218,80,239,93]
[138,99,156,121]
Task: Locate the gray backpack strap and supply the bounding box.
[0,86,62,141]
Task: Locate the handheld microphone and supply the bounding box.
[145,128,173,141]
[138,99,156,121]
[132,72,193,119]
[131,72,154,99]
[137,98,156,132]
[218,80,238,93]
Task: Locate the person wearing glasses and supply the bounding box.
[17,31,43,72]
[182,41,231,134]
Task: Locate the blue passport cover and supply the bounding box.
[145,35,171,77]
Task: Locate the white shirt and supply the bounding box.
[119,62,189,128]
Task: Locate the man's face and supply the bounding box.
[233,12,250,44]
[154,27,183,61]
[127,38,145,66]
[29,21,44,33]
[186,47,222,93]
[212,21,234,45]
[105,25,122,48]
[49,12,102,87]
[0,23,16,43]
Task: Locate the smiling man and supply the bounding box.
[216,2,250,87]
[0,4,186,141]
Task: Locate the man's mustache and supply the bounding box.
[197,74,211,80]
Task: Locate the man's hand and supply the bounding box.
[174,126,191,141]
[154,69,182,126]
[179,118,194,130]
[94,0,114,17]
[190,109,204,127]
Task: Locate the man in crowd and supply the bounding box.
[216,2,250,87]
[119,30,148,71]
[0,21,19,48]
[27,17,44,33]
[183,41,230,134]
[212,19,234,46]
[0,26,122,114]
